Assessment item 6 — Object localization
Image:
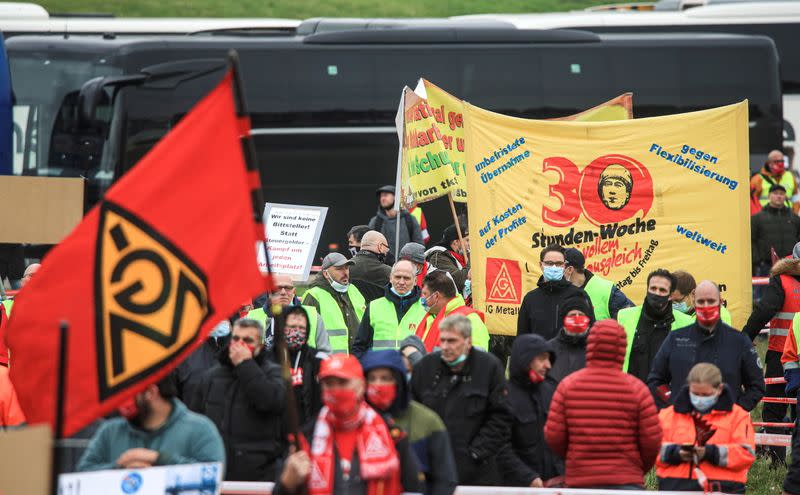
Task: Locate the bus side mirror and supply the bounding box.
[77,74,148,126]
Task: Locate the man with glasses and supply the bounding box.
[751,149,798,213]
[350,230,392,289]
[247,273,330,355]
[517,244,594,340]
[190,318,286,481]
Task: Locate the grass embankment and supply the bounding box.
[35,0,629,18]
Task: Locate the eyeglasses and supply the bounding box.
[379,243,390,251]
[232,335,256,345]
[276,285,294,292]
[542,261,565,267]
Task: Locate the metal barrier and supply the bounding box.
[218,484,710,495]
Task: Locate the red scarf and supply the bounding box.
[307,403,401,495]
[449,250,466,268]
[416,302,479,352]
[415,262,434,288]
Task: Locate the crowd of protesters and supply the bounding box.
[6,177,800,495]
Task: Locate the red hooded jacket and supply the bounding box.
[544,319,662,487]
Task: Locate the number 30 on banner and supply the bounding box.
[542,154,654,228]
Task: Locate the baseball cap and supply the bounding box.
[319,355,364,380]
[321,252,354,270]
[376,185,396,196]
[770,184,787,194]
[564,248,585,270]
[440,224,468,246]
[399,242,426,264]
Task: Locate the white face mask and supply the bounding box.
[326,270,349,293]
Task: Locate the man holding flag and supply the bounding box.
[5,58,272,479]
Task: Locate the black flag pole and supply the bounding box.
[228,50,302,450]
[51,320,69,495]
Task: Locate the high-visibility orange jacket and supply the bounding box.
[0,366,25,428]
[656,385,755,493]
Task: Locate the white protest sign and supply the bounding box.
[58,462,222,495]
[257,203,328,281]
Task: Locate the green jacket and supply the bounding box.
[77,399,225,472]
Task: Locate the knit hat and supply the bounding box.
[399,242,426,265]
[585,320,626,369]
[557,293,595,325]
[399,335,426,366]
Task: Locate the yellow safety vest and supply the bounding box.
[759,172,796,206]
[303,285,365,354]
[584,275,613,321]
[617,305,694,372]
[369,297,427,351]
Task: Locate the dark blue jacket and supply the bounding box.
[646,321,765,411]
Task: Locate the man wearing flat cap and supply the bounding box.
[303,253,366,354]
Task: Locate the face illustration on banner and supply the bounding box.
[598,164,633,211]
[543,154,653,227]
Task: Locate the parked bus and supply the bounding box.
[454,1,800,149]
[5,23,782,259]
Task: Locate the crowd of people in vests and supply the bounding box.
[3,182,800,495]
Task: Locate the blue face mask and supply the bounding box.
[391,287,413,298]
[463,279,472,299]
[673,301,690,314]
[443,353,468,367]
[210,320,231,338]
[543,266,564,282]
[690,392,719,412]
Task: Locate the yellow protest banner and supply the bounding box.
[465,101,750,335]
[398,79,633,209]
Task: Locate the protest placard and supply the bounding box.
[257,203,328,281]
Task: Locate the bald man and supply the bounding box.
[647,281,764,411]
[349,230,392,288]
[352,260,426,358]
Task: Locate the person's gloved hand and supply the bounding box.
[784,368,800,395]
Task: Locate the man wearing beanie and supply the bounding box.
[361,350,458,495]
[369,185,423,252]
[617,269,693,382]
[424,223,470,293]
[548,294,594,382]
[274,355,422,495]
[399,242,436,288]
[563,247,633,320]
[545,320,662,489]
[497,334,562,487]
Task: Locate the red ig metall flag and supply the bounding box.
[7,70,269,436]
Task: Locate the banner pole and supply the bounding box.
[448,192,468,266]
[51,320,68,495]
[228,50,300,451]
[393,88,407,257]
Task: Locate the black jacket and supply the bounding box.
[410,348,511,486]
[350,250,392,288]
[189,349,286,481]
[175,336,229,404]
[743,257,800,340]
[785,416,800,494]
[750,204,800,266]
[273,409,423,495]
[547,330,587,383]
[517,277,594,340]
[352,285,421,358]
[497,335,562,486]
[287,345,323,426]
[646,322,765,411]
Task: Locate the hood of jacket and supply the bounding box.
[672,383,735,414]
[509,334,557,386]
[585,319,626,369]
[360,350,411,415]
[771,257,800,277]
[536,275,574,293]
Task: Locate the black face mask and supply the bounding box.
[646,292,671,313]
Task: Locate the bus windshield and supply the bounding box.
[10,50,120,182]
